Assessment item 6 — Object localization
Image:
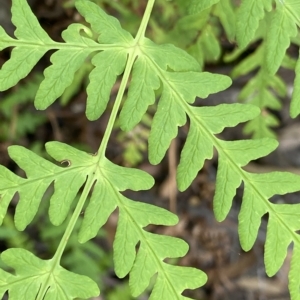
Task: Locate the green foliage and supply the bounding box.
[166,0,233,68]
[37,197,110,286]
[291,50,300,117]
[0,248,98,300]
[1,0,300,299]
[219,1,299,138]
[236,0,300,134]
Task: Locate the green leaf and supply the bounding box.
[0,47,47,92]
[119,38,201,132]
[177,104,260,191]
[236,0,271,48]
[239,172,300,252]
[238,183,269,251]
[47,137,206,300]
[149,71,232,165]
[177,10,210,32]
[120,56,160,131]
[142,38,200,72]
[214,138,278,221]
[4,145,88,229]
[35,24,98,110]
[0,142,94,229]
[1,135,206,299]
[86,50,127,120]
[284,0,300,27]
[0,0,133,121]
[5,1,300,299]
[113,199,177,277]
[0,0,53,91]
[264,204,299,276]
[0,248,99,300]
[282,53,298,69]
[71,149,206,298]
[98,158,154,192]
[290,50,300,118]
[268,73,287,97]
[77,181,117,242]
[129,233,189,296]
[0,26,15,50]
[188,0,220,14]
[75,0,133,44]
[149,85,186,164]
[40,139,206,299]
[289,245,300,300]
[266,4,298,74]
[149,265,206,300]
[60,63,91,106]
[246,172,300,198]
[11,0,53,43]
[0,167,23,225]
[143,51,300,298]
[5,138,196,298]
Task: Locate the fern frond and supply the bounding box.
[0,1,209,299]
[266,3,298,74]
[289,244,300,300]
[118,35,258,192]
[68,146,207,298]
[201,117,300,299]
[291,50,300,118]
[0,144,91,230]
[115,24,300,298]
[0,0,134,121]
[0,140,207,298]
[0,248,99,300]
[2,0,300,299]
[173,93,300,297]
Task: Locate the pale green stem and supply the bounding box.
[36,175,95,300]
[98,0,156,156]
[135,0,156,41]
[97,52,136,156]
[53,176,95,261]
